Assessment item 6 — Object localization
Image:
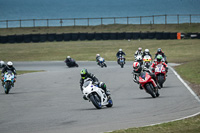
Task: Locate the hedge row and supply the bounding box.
[0,32,199,43]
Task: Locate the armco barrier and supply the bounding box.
[87,33,95,40]
[24,34,32,43]
[94,33,102,40]
[32,34,40,42]
[55,34,64,41]
[79,33,87,41]
[8,35,16,43]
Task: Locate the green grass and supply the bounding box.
[0,70,44,75]
[109,114,200,133]
[0,40,200,63]
[0,23,200,35]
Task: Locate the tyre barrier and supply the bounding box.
[0,32,199,43]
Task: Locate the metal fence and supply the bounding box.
[0,14,200,28]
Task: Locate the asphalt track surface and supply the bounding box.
[0,61,200,133]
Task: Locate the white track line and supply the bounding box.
[169,65,200,103]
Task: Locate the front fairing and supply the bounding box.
[4,71,14,82]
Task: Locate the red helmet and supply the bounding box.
[133,62,140,71]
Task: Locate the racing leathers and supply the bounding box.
[116,51,126,64]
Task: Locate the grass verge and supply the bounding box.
[0,23,200,36]
[0,70,44,75]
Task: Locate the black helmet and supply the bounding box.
[157,48,162,54]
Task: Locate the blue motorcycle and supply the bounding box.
[2,70,15,94]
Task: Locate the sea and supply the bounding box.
[0,0,200,28]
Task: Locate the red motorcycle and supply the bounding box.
[154,64,167,88]
[139,71,159,98]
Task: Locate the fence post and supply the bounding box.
[127,17,129,24]
[152,15,154,24]
[6,20,8,28]
[177,14,179,24]
[60,19,63,27]
[74,18,76,26]
[165,14,167,24]
[88,18,89,26]
[33,19,36,27]
[47,19,49,27]
[19,20,22,28]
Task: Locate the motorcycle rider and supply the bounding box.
[1,61,17,86]
[151,55,168,73]
[96,54,101,65]
[80,68,110,100]
[142,49,152,58]
[154,48,168,64]
[135,54,143,66]
[134,47,143,60]
[65,56,72,64]
[116,49,126,64]
[132,62,160,91]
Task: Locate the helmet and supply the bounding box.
[7,61,13,68]
[138,47,142,51]
[67,56,71,59]
[157,48,162,54]
[136,55,142,61]
[80,69,88,79]
[119,49,122,52]
[157,55,163,62]
[144,49,149,54]
[133,62,140,72]
[96,54,100,57]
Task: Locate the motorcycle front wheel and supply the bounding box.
[145,83,156,98]
[90,93,102,109]
[5,82,11,94]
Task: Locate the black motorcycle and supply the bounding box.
[65,59,79,67]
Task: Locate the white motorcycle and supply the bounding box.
[2,70,15,94]
[82,78,113,109]
[98,57,107,68]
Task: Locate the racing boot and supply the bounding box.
[83,95,88,100]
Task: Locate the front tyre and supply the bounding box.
[145,84,156,98]
[5,82,11,94]
[90,94,102,109]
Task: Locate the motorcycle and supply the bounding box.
[143,55,152,68]
[138,71,159,98]
[82,78,113,109]
[118,54,125,68]
[2,70,15,94]
[65,59,79,68]
[98,57,107,68]
[155,64,167,88]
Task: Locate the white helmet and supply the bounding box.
[119,49,122,52]
[96,54,100,57]
[145,49,149,53]
[7,61,13,68]
[67,56,71,59]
